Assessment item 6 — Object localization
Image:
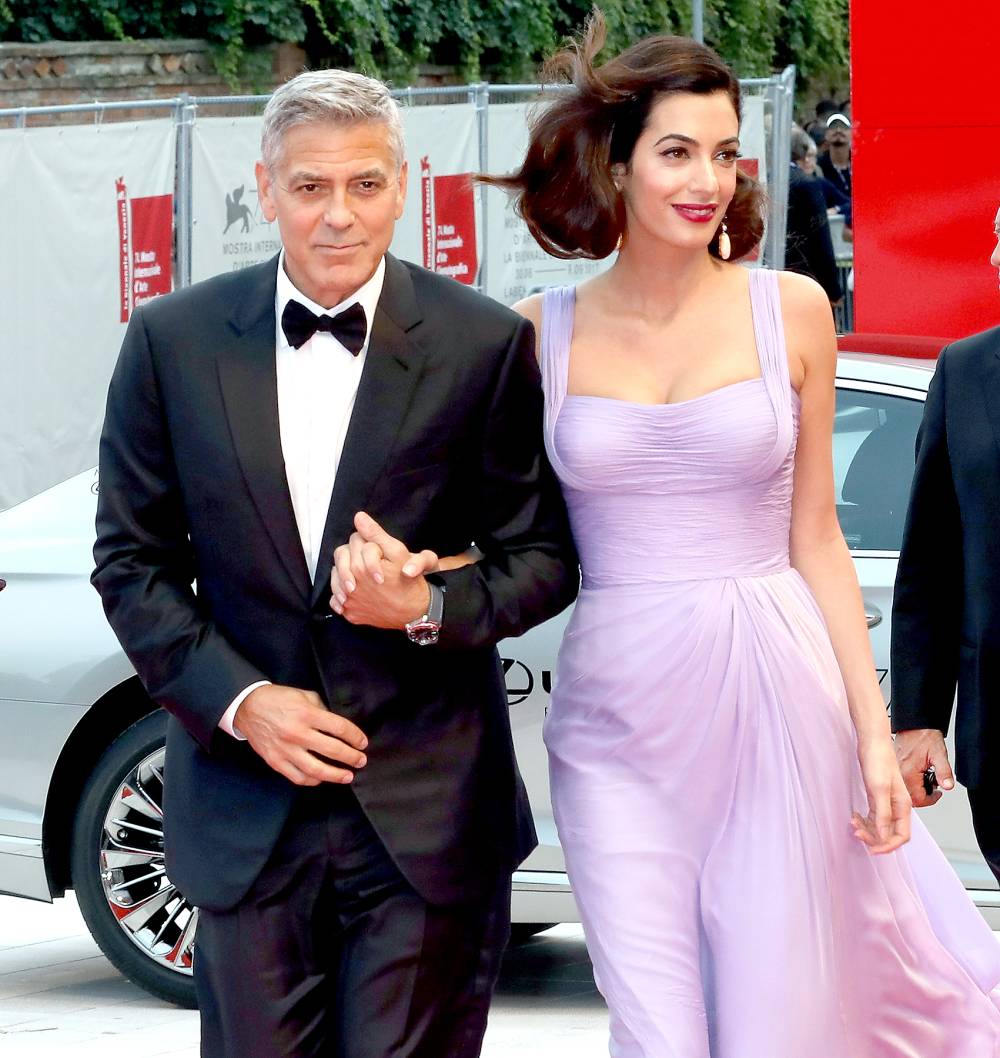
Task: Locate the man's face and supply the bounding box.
[825,121,851,150]
[256,121,407,308]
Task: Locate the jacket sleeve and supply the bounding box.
[430,316,579,649]
[889,347,963,734]
[91,307,267,751]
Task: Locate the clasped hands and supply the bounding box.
[234,512,442,788]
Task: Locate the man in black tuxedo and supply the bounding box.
[92,69,578,1057]
[890,205,1000,884]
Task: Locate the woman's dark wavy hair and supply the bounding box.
[480,10,766,261]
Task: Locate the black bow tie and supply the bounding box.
[281,299,367,354]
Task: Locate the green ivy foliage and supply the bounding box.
[0,0,848,90]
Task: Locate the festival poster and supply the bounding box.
[420,161,478,285]
[116,182,173,321]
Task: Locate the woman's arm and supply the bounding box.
[779,271,911,854]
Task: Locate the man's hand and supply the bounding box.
[329,512,436,629]
[894,727,955,807]
[235,684,368,786]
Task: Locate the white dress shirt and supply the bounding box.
[219,252,387,738]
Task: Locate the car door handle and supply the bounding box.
[864,602,883,629]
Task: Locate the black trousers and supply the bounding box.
[967,782,1000,886]
[194,785,511,1058]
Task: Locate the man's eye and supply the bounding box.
[357,181,380,192]
[298,184,319,193]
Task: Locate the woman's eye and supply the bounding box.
[717,150,740,164]
[662,147,687,160]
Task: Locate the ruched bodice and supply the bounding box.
[539,269,1000,1058]
[541,271,799,586]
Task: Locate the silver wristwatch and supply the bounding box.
[404,583,444,646]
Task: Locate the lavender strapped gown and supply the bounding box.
[540,269,1000,1058]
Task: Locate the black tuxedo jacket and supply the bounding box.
[92,254,578,911]
[891,324,1000,788]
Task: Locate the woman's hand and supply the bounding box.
[329,512,480,614]
[329,512,440,613]
[851,736,912,855]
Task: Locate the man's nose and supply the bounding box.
[323,192,355,229]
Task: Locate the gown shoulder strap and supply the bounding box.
[540,286,576,441]
[749,268,796,475]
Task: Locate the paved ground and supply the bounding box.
[0,894,608,1057]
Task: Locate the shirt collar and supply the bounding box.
[275,250,386,353]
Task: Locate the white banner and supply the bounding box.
[191,117,281,280]
[191,105,481,285]
[0,121,175,510]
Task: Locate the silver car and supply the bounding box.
[1,346,995,1008]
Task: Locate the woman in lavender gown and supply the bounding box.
[332,18,1000,1056]
[487,16,1000,1058]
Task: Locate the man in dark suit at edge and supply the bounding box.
[92,69,578,1057]
[891,204,1000,884]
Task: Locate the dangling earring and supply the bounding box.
[718,219,732,261]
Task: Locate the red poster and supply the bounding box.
[115,182,173,321]
[420,159,478,285]
[116,178,130,323]
[129,194,173,308]
[420,157,434,271]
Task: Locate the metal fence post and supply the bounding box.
[174,93,196,290]
[692,0,705,42]
[471,82,490,296]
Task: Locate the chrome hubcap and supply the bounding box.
[99,748,196,976]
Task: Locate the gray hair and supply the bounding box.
[261,69,406,171]
[790,126,816,163]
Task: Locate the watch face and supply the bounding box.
[406,619,440,646]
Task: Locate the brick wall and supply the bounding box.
[0,39,308,121]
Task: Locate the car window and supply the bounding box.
[833,387,924,552]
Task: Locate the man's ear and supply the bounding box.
[256,160,278,224]
[395,159,409,220]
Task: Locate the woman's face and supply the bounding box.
[991,206,1000,291]
[616,90,740,255]
[796,143,818,175]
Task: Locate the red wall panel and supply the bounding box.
[850,1,1000,338]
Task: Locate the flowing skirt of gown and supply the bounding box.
[539,273,1000,1057]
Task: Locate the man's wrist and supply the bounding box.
[403,582,444,645]
[402,580,433,628]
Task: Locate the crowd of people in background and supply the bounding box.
[786,98,854,313]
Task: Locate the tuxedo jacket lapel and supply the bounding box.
[216,257,312,601]
[309,256,428,608]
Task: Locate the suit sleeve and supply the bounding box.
[91,308,267,751]
[430,317,579,650]
[889,347,963,734]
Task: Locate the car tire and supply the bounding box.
[70,710,198,1008]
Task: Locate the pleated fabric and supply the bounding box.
[541,269,1000,1057]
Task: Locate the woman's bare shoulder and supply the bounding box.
[774,269,837,381]
[512,292,544,327]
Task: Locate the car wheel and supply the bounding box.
[70,711,198,1008]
